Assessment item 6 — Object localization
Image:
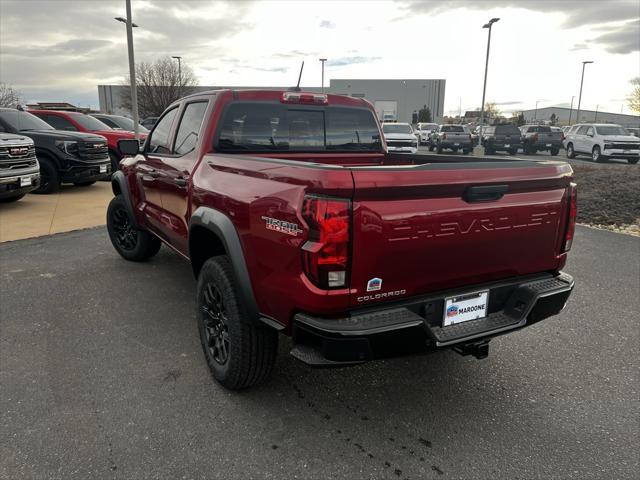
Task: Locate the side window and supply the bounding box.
[45,115,77,131]
[586,126,595,136]
[576,126,588,135]
[173,102,208,155]
[148,108,178,154]
[99,117,119,129]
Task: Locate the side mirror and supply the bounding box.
[118,138,140,156]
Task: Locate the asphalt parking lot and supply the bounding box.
[1,226,638,479]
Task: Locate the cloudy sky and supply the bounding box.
[1,0,638,115]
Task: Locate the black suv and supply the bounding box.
[0,133,40,202]
[0,108,111,194]
[481,124,522,155]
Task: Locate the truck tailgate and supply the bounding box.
[349,161,572,305]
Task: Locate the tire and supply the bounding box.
[451,147,458,153]
[106,195,161,261]
[197,256,277,390]
[462,149,470,155]
[0,193,25,203]
[550,148,559,156]
[485,147,494,155]
[109,152,121,174]
[592,145,605,163]
[74,181,96,187]
[428,145,434,152]
[436,143,443,154]
[566,143,576,159]
[32,157,60,194]
[628,158,639,165]
[509,148,518,155]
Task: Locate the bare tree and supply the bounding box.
[0,83,22,108]
[121,56,198,118]
[628,77,640,113]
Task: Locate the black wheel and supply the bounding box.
[566,143,576,159]
[451,147,458,153]
[509,148,518,155]
[592,145,604,162]
[550,148,559,156]
[436,143,443,154]
[109,152,121,174]
[428,144,434,152]
[74,181,96,187]
[462,149,470,155]
[628,158,639,164]
[0,194,25,203]
[106,195,161,261]
[32,157,60,194]
[197,256,277,390]
[485,147,494,155]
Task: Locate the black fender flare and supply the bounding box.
[111,171,139,229]
[189,206,266,326]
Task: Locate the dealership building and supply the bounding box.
[520,106,639,128]
[98,79,446,123]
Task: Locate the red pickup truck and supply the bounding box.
[107,90,576,390]
[29,109,147,173]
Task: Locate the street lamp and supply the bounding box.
[114,1,140,138]
[568,95,575,125]
[576,60,593,124]
[534,99,543,121]
[172,56,182,99]
[475,17,499,156]
[319,58,327,93]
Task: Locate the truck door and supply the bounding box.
[154,100,209,254]
[137,106,179,238]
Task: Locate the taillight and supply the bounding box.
[442,133,447,140]
[281,92,328,105]
[301,195,351,289]
[562,182,577,252]
[533,133,539,141]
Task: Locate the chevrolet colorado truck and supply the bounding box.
[107,89,576,390]
[29,109,147,173]
[0,132,40,202]
[520,125,563,155]
[0,108,110,193]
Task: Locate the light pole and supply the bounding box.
[576,60,593,124]
[172,56,182,99]
[594,104,599,122]
[475,17,499,156]
[319,58,327,93]
[568,95,575,125]
[115,1,140,138]
[534,100,542,121]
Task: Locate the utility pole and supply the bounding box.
[475,17,500,156]
[594,104,599,122]
[576,60,594,124]
[115,0,139,138]
[319,58,327,93]
[172,56,183,99]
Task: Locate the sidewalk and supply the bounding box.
[0,182,112,242]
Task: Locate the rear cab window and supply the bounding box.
[441,125,464,133]
[216,102,382,152]
[495,125,520,135]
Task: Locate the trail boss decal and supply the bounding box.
[261,216,303,236]
[367,277,382,292]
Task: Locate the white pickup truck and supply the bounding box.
[382,122,418,153]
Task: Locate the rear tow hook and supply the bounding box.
[453,341,490,360]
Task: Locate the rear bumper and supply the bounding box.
[529,142,562,150]
[291,272,574,366]
[387,145,418,154]
[439,142,472,150]
[485,142,522,150]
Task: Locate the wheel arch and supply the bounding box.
[189,207,260,324]
[111,170,139,228]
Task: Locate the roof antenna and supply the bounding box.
[291,61,304,92]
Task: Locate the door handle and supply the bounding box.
[464,184,508,202]
[174,176,187,187]
[139,166,159,178]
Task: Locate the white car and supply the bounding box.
[382,122,418,153]
[564,123,640,164]
[413,122,438,146]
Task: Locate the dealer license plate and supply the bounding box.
[99,165,107,173]
[546,143,552,147]
[454,143,460,146]
[504,144,510,148]
[20,176,31,187]
[443,290,489,327]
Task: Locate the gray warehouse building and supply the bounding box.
[521,106,639,128]
[98,78,446,123]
